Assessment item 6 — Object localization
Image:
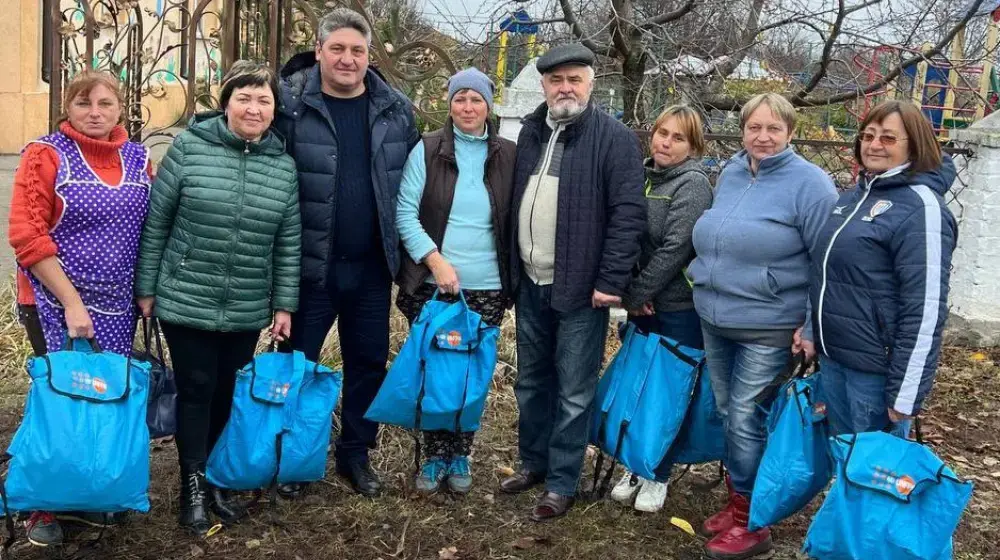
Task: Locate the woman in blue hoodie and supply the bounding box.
[809,100,957,438]
[394,68,516,496]
[687,93,838,559]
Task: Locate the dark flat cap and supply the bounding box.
[535,43,596,74]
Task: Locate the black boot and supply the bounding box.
[207,486,247,525]
[178,466,212,536]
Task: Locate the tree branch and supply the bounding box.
[557,0,619,57]
[794,0,847,99]
[639,0,697,30]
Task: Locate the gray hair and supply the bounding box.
[317,8,372,46]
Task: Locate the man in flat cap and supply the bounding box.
[498,43,646,521]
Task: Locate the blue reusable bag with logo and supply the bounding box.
[590,322,704,483]
[206,350,343,491]
[749,373,832,530]
[803,431,973,560]
[5,338,151,513]
[365,292,500,432]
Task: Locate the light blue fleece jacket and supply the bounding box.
[688,146,838,339]
[395,126,501,290]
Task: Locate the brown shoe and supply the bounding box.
[499,469,545,494]
[530,492,575,522]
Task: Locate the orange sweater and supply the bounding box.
[8,122,149,305]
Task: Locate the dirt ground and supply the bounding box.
[0,293,995,560]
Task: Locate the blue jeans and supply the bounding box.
[702,329,790,496]
[514,275,609,497]
[629,309,705,350]
[818,355,912,438]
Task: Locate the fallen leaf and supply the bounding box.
[953,455,970,464]
[496,465,515,477]
[246,539,261,549]
[482,493,495,505]
[439,546,460,559]
[990,471,1000,478]
[971,352,988,362]
[190,544,205,557]
[670,517,696,536]
[984,458,999,467]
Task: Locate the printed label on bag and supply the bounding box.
[91,377,107,394]
[437,330,463,347]
[813,402,827,418]
[895,475,916,496]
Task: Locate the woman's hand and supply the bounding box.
[888,408,913,423]
[65,302,95,339]
[792,326,816,363]
[629,302,655,316]
[425,251,460,294]
[270,310,292,342]
[137,296,155,318]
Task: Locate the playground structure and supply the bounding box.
[850,2,1000,139]
[483,9,540,106]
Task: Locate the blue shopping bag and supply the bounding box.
[664,361,725,466]
[5,338,151,513]
[748,371,832,530]
[803,431,973,560]
[206,350,343,491]
[590,322,704,486]
[365,292,500,432]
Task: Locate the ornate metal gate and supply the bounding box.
[46,0,457,147]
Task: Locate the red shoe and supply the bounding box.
[700,474,738,537]
[705,489,774,559]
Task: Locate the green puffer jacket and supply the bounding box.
[135,112,301,332]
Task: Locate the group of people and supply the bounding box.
[8,5,956,558]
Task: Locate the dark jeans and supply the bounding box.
[18,304,47,356]
[284,257,392,467]
[159,321,260,469]
[630,308,705,481]
[818,355,912,438]
[514,275,609,497]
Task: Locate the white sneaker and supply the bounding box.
[634,479,669,513]
[610,471,643,504]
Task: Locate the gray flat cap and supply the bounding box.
[535,43,595,74]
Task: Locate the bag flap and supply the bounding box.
[36,350,133,402]
[248,352,301,405]
[841,432,950,502]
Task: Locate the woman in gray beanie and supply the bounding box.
[395,67,516,495]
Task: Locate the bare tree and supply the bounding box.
[552,0,991,124]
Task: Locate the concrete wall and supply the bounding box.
[0,1,49,154]
[947,115,1000,347]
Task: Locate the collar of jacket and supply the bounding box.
[301,65,400,116]
[521,101,595,141]
[186,111,285,155]
[860,153,956,196]
[433,117,502,163]
[731,145,798,175]
[645,156,705,183]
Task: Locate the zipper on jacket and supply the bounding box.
[873,302,892,359]
[707,176,756,325]
[817,178,875,356]
[526,123,563,276]
[221,142,250,322]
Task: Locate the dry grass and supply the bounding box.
[0,282,996,560]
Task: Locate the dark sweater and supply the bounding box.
[323,92,376,261]
[623,157,713,313]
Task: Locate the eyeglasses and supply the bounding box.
[859,132,907,146]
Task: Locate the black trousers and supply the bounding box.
[160,321,260,469]
[284,257,392,467]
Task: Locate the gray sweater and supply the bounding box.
[623,157,713,312]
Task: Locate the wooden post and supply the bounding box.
[495,30,508,105]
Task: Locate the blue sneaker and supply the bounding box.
[415,457,449,495]
[447,456,473,494]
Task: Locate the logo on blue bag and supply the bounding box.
[70,371,105,394]
[436,330,462,347]
[871,466,915,496]
[813,402,827,418]
[268,382,290,400]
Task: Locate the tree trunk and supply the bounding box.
[621,49,646,126]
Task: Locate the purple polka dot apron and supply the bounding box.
[22,132,150,355]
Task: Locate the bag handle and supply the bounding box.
[753,351,808,407]
[62,335,102,353]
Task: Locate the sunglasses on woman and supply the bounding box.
[859,132,906,146]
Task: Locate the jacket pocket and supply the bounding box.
[758,267,780,298]
[872,301,893,359]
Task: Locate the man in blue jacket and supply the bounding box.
[498,44,646,521]
[274,7,418,497]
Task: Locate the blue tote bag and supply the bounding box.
[663,361,725,466]
[5,338,152,513]
[206,350,343,491]
[803,430,973,560]
[590,322,704,486]
[365,292,500,433]
[749,372,832,530]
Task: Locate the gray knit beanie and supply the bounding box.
[447,67,495,111]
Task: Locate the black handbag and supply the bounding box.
[132,317,177,439]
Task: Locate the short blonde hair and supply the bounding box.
[740,93,797,132]
[651,105,706,157]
